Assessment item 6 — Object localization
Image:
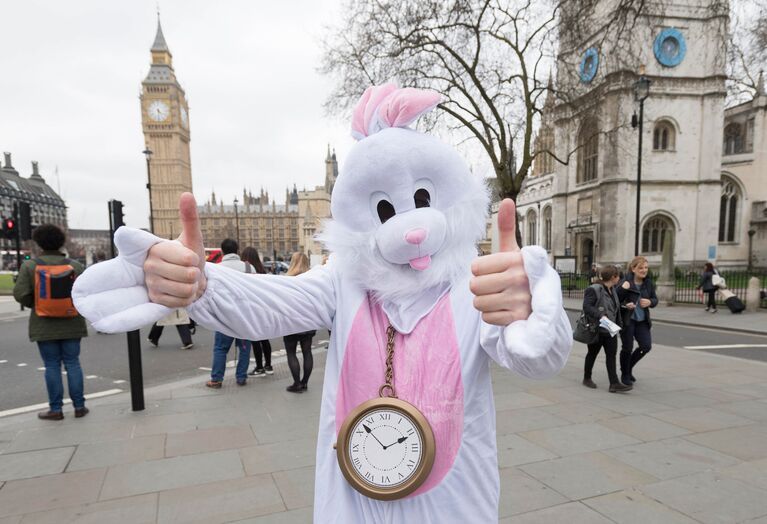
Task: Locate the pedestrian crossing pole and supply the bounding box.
[109,199,145,411]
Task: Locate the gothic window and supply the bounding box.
[641,215,673,254]
[745,118,755,152]
[577,119,599,183]
[719,176,740,243]
[653,120,675,151]
[723,123,744,155]
[543,206,552,251]
[526,210,537,245]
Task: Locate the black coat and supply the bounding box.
[583,284,622,332]
[616,274,658,327]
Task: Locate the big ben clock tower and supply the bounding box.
[140,17,192,239]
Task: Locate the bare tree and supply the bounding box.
[321,0,649,201]
[726,0,767,104]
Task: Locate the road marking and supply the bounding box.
[0,389,123,418]
[17,363,27,367]
[113,380,126,384]
[684,344,767,350]
[198,367,212,371]
[0,360,7,364]
[37,367,45,371]
[85,375,98,379]
[318,339,328,343]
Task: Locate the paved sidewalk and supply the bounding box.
[0,296,27,322]
[563,297,767,335]
[2,339,767,523]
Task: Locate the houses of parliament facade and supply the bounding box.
[140,18,335,261]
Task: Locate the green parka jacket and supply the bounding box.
[13,252,88,342]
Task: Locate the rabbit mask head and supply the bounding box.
[320,83,489,303]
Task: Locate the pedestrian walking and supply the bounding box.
[241,246,274,377]
[589,263,599,283]
[206,238,252,388]
[12,224,90,420]
[696,262,719,313]
[582,265,632,393]
[617,256,658,385]
[147,308,194,349]
[283,252,316,393]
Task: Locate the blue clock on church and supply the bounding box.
[654,28,686,67]
[579,47,599,83]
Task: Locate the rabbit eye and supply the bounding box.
[414,188,431,208]
[377,200,396,223]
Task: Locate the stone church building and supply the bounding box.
[516,1,765,273]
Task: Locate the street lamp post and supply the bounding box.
[632,69,651,256]
[233,197,240,246]
[142,148,154,234]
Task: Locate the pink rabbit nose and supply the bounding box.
[405,228,428,245]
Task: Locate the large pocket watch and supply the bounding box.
[335,325,436,501]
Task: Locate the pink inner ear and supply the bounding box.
[379,88,441,129]
[351,83,397,139]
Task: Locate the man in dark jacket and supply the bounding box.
[13,224,89,420]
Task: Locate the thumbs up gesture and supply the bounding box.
[144,193,207,307]
[470,199,532,326]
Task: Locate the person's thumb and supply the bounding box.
[498,198,520,252]
[178,192,205,271]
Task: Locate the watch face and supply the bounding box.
[180,107,188,128]
[148,100,170,122]
[348,408,424,489]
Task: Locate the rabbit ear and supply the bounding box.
[351,83,441,140]
[378,88,441,130]
[351,83,398,140]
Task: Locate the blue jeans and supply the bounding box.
[37,338,85,411]
[211,332,251,382]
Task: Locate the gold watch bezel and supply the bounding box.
[335,396,436,501]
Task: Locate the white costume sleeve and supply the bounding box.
[187,262,335,340]
[72,227,335,338]
[480,246,573,379]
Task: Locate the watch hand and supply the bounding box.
[383,435,409,450]
[363,424,386,449]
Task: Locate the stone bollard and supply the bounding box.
[746,276,761,312]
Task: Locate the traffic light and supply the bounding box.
[18,202,32,241]
[109,200,124,230]
[2,216,17,240]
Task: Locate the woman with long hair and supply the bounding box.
[240,247,275,377]
[617,256,658,385]
[283,252,315,393]
[696,262,718,314]
[582,265,632,393]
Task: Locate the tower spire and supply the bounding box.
[152,14,169,52]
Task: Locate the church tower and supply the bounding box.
[325,145,338,194]
[140,17,192,239]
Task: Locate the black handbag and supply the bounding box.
[573,313,599,344]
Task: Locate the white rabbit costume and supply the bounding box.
[73,83,572,523]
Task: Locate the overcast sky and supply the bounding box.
[0,0,355,229]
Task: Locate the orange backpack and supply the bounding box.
[33,258,79,318]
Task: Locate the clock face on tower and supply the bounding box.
[148,100,170,122]
[180,106,189,128]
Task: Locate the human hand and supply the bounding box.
[143,193,207,308]
[625,302,636,310]
[470,199,532,326]
[639,298,651,308]
[621,281,630,290]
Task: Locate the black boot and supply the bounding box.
[619,350,633,386]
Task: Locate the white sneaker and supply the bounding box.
[147,338,158,348]
[180,343,194,350]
